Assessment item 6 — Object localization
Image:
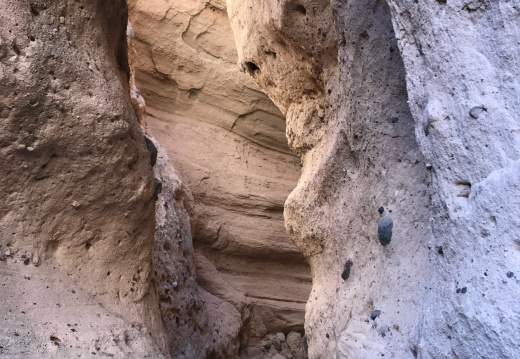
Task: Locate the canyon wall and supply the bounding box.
[127,0,312,355]
[228,0,520,358]
[0,0,166,357]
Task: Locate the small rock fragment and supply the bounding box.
[370,310,382,320]
[263,344,271,350]
[153,179,162,199]
[341,259,353,280]
[325,333,329,339]
[379,325,389,337]
[436,245,444,255]
[378,206,384,214]
[378,217,393,246]
[506,271,514,278]
[272,338,282,351]
[276,332,286,342]
[144,136,158,167]
[59,17,65,24]
[391,116,399,123]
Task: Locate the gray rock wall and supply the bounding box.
[228,0,520,357]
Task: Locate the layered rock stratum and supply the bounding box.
[127,0,312,355]
[1,0,519,358]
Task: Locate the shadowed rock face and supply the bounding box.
[228,0,520,358]
[127,0,312,353]
[0,0,167,355]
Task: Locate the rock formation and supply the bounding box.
[228,0,520,358]
[127,0,312,355]
[1,0,519,358]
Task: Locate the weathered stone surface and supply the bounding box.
[127,0,311,351]
[229,0,520,358]
[151,138,241,358]
[0,0,165,355]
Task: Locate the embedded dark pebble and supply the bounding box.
[326,333,330,339]
[391,116,399,123]
[378,206,384,214]
[506,271,514,278]
[378,217,393,246]
[263,344,271,350]
[461,287,467,293]
[23,257,30,265]
[436,246,444,255]
[371,310,382,320]
[144,136,158,167]
[342,259,353,280]
[456,288,461,293]
[153,179,162,199]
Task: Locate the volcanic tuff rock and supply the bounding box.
[127,0,312,351]
[0,0,165,356]
[228,0,520,358]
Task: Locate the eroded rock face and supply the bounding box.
[0,0,166,355]
[228,0,520,358]
[151,139,241,358]
[127,0,312,353]
[385,1,520,357]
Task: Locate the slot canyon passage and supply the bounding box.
[0,0,519,358]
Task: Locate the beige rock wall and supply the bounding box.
[0,0,166,356]
[127,0,312,355]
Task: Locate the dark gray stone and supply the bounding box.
[341,259,353,280]
[370,310,381,320]
[506,271,514,278]
[144,136,158,167]
[378,217,393,246]
[153,178,162,199]
[378,206,384,214]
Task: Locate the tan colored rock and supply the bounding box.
[0,0,165,354]
[127,0,311,350]
[151,137,241,357]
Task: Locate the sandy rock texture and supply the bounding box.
[228,0,520,358]
[151,138,241,358]
[0,0,165,355]
[0,261,164,359]
[127,0,312,353]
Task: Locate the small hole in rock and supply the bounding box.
[295,4,307,15]
[244,61,259,74]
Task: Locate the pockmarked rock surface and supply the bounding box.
[0,261,165,359]
[229,0,520,358]
[0,0,166,354]
[127,0,312,352]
